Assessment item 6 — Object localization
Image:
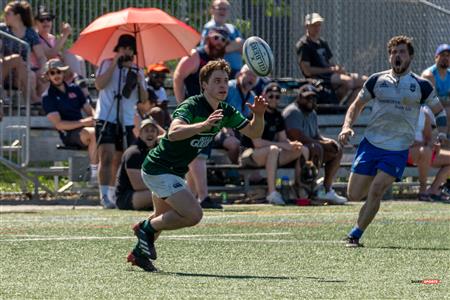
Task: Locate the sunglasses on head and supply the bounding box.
[49,69,62,76]
[211,35,227,43]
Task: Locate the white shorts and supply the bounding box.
[141,171,187,199]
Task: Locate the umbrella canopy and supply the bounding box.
[69,7,200,67]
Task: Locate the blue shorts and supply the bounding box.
[351,138,408,181]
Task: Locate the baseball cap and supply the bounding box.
[263,82,281,94]
[44,58,69,74]
[304,13,324,25]
[147,62,169,73]
[113,34,136,52]
[140,117,158,130]
[35,6,55,20]
[298,84,318,97]
[435,44,450,56]
[208,26,230,41]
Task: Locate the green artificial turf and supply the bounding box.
[0,202,449,299]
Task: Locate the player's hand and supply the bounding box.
[247,96,268,116]
[338,127,354,145]
[202,109,223,130]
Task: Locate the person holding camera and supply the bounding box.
[94,34,148,208]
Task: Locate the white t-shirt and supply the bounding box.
[95,59,146,126]
[359,70,439,151]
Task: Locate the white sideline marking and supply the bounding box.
[0,232,293,243]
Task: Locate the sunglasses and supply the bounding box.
[39,17,52,22]
[304,95,317,101]
[152,73,166,79]
[49,70,62,76]
[267,95,281,100]
[211,35,227,43]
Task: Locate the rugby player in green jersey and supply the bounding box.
[127,59,268,271]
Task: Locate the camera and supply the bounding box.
[118,55,133,67]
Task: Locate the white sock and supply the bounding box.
[100,185,109,200]
[108,186,116,204]
[90,164,98,179]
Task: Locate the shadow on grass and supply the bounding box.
[304,276,347,283]
[158,271,293,280]
[369,245,450,251]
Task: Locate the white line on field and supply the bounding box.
[0,232,293,243]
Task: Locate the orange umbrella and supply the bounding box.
[69,7,200,67]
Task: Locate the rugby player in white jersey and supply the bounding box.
[338,36,448,247]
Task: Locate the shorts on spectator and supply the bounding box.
[141,170,187,199]
[116,190,135,210]
[60,128,87,149]
[239,148,259,168]
[95,120,135,151]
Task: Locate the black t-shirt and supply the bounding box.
[242,109,285,148]
[295,35,333,82]
[116,139,150,196]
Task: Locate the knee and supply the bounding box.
[370,182,388,200]
[185,208,203,227]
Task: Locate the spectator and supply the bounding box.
[295,12,367,105]
[201,0,243,78]
[115,118,162,210]
[133,88,164,138]
[41,58,98,183]
[1,0,47,103]
[94,34,148,208]
[421,44,450,131]
[173,26,229,209]
[34,5,86,78]
[240,83,308,205]
[145,62,172,128]
[409,106,450,202]
[283,84,347,204]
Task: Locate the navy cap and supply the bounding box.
[435,44,450,56]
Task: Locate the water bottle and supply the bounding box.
[275,177,282,192]
[221,191,228,204]
[281,175,290,202]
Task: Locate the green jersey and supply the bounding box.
[142,95,249,177]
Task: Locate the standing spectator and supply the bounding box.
[283,84,347,205]
[115,118,162,211]
[94,34,148,208]
[146,62,172,128]
[201,0,243,78]
[34,5,86,78]
[295,12,367,104]
[173,26,229,209]
[41,58,97,183]
[338,36,448,247]
[1,0,47,103]
[408,106,450,202]
[240,83,307,205]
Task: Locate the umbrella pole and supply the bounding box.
[134,25,142,113]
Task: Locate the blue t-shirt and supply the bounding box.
[201,20,243,75]
[425,64,450,101]
[42,83,87,122]
[225,79,255,118]
[0,23,40,62]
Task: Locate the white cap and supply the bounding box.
[304,13,324,25]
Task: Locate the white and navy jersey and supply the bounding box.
[359,70,440,151]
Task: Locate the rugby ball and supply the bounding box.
[243,36,274,77]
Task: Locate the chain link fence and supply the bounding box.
[1,0,449,78]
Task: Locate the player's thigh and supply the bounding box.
[152,194,173,217]
[165,188,203,221]
[347,172,374,201]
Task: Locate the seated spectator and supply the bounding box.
[201,0,243,78]
[217,64,259,164]
[34,6,86,78]
[240,83,308,205]
[283,84,347,204]
[1,1,47,103]
[115,118,162,210]
[295,12,367,105]
[145,62,172,128]
[41,59,98,183]
[408,106,450,202]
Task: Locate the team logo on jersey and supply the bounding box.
[410,84,416,92]
[190,136,214,148]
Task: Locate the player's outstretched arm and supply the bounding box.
[168,110,224,141]
[338,96,366,145]
[240,96,268,139]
